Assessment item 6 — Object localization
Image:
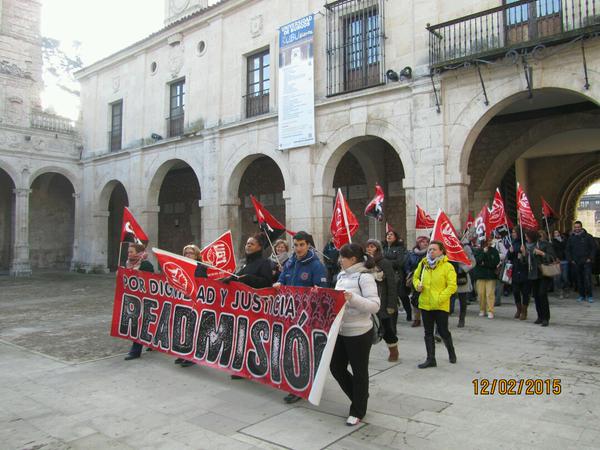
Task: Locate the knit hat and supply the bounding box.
[416,236,430,246]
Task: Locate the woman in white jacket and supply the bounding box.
[331,243,381,426]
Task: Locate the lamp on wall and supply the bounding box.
[151,133,163,141]
[386,67,413,82]
[385,69,399,82]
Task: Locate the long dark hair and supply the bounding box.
[339,243,375,269]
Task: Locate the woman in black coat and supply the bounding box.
[366,239,399,362]
[507,228,530,321]
[382,231,411,321]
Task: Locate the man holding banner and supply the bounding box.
[274,230,328,403]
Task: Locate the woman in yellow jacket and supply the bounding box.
[413,240,458,368]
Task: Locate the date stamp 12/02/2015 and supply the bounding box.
[472,378,562,396]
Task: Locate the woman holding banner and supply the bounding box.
[331,243,380,426]
[124,243,154,361]
[413,241,458,369]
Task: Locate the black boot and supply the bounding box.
[418,336,437,369]
[443,336,457,364]
[457,296,466,328]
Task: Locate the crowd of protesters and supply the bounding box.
[119,218,596,426]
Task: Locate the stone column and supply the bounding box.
[310,189,336,252]
[70,191,81,271]
[219,199,242,259]
[9,188,32,276]
[85,210,111,273]
[141,206,160,267]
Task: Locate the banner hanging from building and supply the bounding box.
[278,14,315,150]
[111,268,345,405]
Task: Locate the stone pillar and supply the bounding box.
[70,191,81,271]
[9,188,31,276]
[141,206,160,267]
[515,158,528,190]
[311,189,335,252]
[85,210,111,273]
[219,199,242,259]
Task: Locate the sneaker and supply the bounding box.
[174,358,184,364]
[180,360,195,367]
[588,297,594,303]
[577,297,584,303]
[478,311,485,317]
[346,416,361,426]
[487,312,494,319]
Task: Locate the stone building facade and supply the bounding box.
[0,0,80,275]
[3,0,600,274]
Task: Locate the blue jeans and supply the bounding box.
[553,261,570,292]
[574,261,593,298]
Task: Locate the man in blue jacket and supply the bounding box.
[274,230,328,403]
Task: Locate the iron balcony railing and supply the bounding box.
[427,0,600,69]
[243,88,270,118]
[166,113,184,138]
[325,0,386,96]
[107,130,122,152]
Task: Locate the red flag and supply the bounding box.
[474,205,490,241]
[153,248,199,299]
[415,205,435,229]
[516,183,539,230]
[431,210,470,265]
[364,184,385,221]
[541,197,558,222]
[331,189,359,249]
[250,195,288,241]
[121,207,149,244]
[386,222,394,234]
[200,231,237,279]
[463,212,474,234]
[488,189,509,231]
[506,214,514,229]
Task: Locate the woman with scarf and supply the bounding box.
[413,240,457,369]
[366,239,399,362]
[271,239,290,283]
[124,243,154,361]
[405,236,430,327]
[507,228,531,320]
[331,243,380,426]
[522,229,556,327]
[382,231,411,322]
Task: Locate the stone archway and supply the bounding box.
[236,155,286,255]
[29,172,75,269]
[153,161,202,253]
[0,168,16,272]
[560,163,600,231]
[328,136,407,242]
[106,182,129,271]
[464,88,600,224]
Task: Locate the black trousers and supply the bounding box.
[329,329,373,419]
[512,280,531,306]
[531,277,551,321]
[381,310,398,345]
[421,309,451,341]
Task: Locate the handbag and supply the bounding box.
[456,271,468,286]
[540,262,561,277]
[357,274,384,345]
[501,261,513,284]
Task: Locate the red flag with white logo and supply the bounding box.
[200,231,237,279]
[121,207,149,244]
[488,189,509,231]
[431,210,470,265]
[541,196,558,223]
[364,184,385,221]
[517,183,539,230]
[250,195,290,241]
[415,205,436,229]
[474,205,490,242]
[331,189,359,249]
[153,248,199,299]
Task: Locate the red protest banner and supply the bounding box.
[111,268,346,405]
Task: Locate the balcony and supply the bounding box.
[167,113,184,138]
[427,0,600,70]
[30,111,75,133]
[244,89,270,118]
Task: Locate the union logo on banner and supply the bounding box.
[162,261,195,298]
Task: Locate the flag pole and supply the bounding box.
[198,260,239,279]
[544,215,551,238]
[118,241,124,268]
[339,189,352,244]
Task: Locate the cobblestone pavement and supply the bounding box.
[1,272,599,449]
